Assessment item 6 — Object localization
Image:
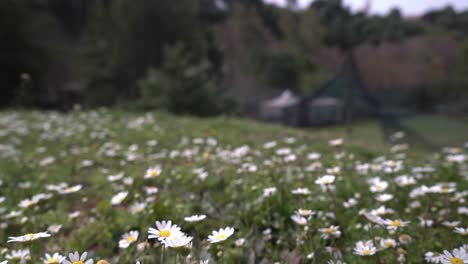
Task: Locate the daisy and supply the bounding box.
[119,230,139,249]
[383,219,410,231]
[326,166,341,175]
[296,209,315,217]
[307,152,321,160]
[343,198,358,208]
[315,175,335,185]
[148,220,181,241]
[107,172,124,182]
[48,224,63,234]
[6,249,30,262]
[419,217,434,227]
[207,227,235,243]
[291,214,308,226]
[454,227,468,236]
[354,240,377,256]
[375,193,394,203]
[68,211,81,219]
[18,198,39,208]
[58,184,83,194]
[425,251,443,263]
[292,188,311,195]
[394,175,416,187]
[110,191,128,205]
[8,232,50,242]
[144,187,159,195]
[129,202,147,214]
[399,234,412,245]
[440,247,468,264]
[442,221,461,228]
[162,233,193,248]
[369,179,389,193]
[263,187,277,197]
[184,214,206,222]
[319,225,341,239]
[144,166,162,179]
[329,138,343,147]
[235,238,246,247]
[41,252,66,264]
[63,251,93,264]
[380,238,397,249]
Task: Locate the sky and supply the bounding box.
[264,0,468,15]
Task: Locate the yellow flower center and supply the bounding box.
[47,258,59,264]
[362,249,371,255]
[391,220,401,227]
[385,241,394,247]
[216,234,226,240]
[126,235,136,243]
[325,228,334,234]
[73,261,84,264]
[160,229,170,238]
[450,257,463,264]
[149,170,157,177]
[27,233,35,240]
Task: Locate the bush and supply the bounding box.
[137,44,236,116]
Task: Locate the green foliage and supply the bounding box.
[311,0,423,50]
[0,0,61,107]
[137,44,236,116]
[79,0,221,107]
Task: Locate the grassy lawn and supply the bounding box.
[0,110,466,264]
[401,115,468,147]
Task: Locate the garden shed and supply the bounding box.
[260,90,299,126]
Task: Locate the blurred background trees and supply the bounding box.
[1,0,468,116]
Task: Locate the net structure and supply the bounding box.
[295,54,437,148]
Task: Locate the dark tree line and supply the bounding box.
[1,0,467,114]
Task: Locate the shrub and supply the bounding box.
[137,44,236,116]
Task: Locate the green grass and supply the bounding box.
[0,110,466,264]
[402,115,468,147]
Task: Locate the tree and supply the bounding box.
[138,44,235,116]
[0,0,61,107]
[79,0,219,106]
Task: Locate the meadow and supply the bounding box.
[0,110,466,264]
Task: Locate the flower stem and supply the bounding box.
[161,245,166,264]
[221,248,225,264]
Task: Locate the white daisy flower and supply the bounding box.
[454,227,468,236]
[148,220,181,241]
[119,230,139,249]
[353,240,376,256]
[144,166,162,179]
[207,227,235,243]
[440,247,468,264]
[291,214,308,226]
[63,251,93,264]
[111,191,128,205]
[383,219,410,231]
[184,214,206,222]
[162,233,193,248]
[41,252,66,264]
[6,249,30,262]
[319,225,341,240]
[8,232,50,243]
